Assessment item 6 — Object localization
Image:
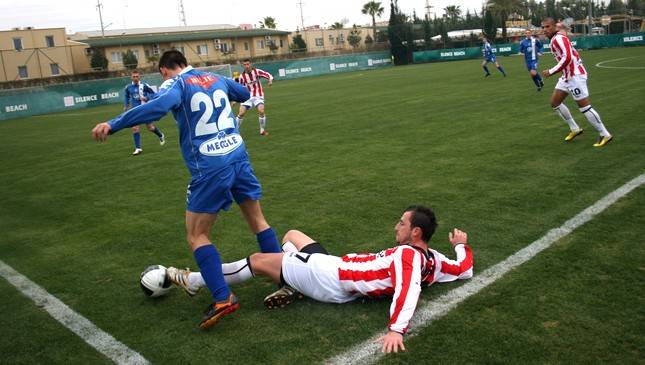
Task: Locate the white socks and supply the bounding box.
[579,105,610,137]
[554,104,580,131]
[188,257,254,288]
[259,116,266,132]
[236,116,243,128]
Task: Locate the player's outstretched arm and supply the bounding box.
[376,331,406,353]
[92,122,112,142]
[448,228,468,246]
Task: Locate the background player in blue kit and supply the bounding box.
[123,70,165,155]
[481,37,507,77]
[92,50,282,329]
[519,30,544,91]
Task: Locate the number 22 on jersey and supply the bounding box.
[191,89,236,137]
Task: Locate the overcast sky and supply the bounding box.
[0,0,486,34]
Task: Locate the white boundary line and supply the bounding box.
[327,172,645,365]
[595,57,645,69]
[0,260,150,365]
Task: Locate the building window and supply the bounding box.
[50,63,60,75]
[230,43,236,52]
[197,44,208,55]
[111,51,122,63]
[257,40,265,49]
[45,35,55,47]
[131,50,139,60]
[328,34,334,44]
[244,42,249,51]
[315,38,324,47]
[13,37,23,51]
[18,66,28,78]
[280,39,284,48]
[152,43,160,56]
[173,46,185,54]
[220,43,228,53]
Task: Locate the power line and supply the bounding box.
[96,0,105,37]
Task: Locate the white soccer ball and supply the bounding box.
[140,265,172,298]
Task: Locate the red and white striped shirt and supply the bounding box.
[238,68,273,97]
[548,32,587,80]
[339,243,473,334]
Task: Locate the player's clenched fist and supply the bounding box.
[92,122,112,142]
[449,228,468,246]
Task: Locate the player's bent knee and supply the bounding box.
[282,229,303,243]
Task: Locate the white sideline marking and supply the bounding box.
[0,260,150,365]
[327,173,645,365]
[595,57,645,69]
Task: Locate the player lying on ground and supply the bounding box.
[166,205,474,353]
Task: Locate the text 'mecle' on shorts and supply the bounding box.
[241,96,265,109]
[186,159,262,214]
[281,252,360,304]
[555,74,590,101]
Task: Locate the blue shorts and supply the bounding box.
[186,160,262,214]
[525,60,538,71]
[485,55,496,63]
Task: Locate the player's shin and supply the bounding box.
[222,257,254,285]
[193,244,231,301]
[554,104,581,131]
[257,227,281,253]
[580,106,610,136]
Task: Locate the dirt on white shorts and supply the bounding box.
[281,252,360,304]
[241,96,265,109]
[555,74,589,101]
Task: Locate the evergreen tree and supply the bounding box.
[122,50,138,70]
[348,25,363,48]
[90,48,108,71]
[483,10,497,40]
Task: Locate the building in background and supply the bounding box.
[71,25,291,71]
[0,27,91,82]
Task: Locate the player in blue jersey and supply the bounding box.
[518,30,544,91]
[123,70,166,155]
[92,50,282,329]
[481,37,507,77]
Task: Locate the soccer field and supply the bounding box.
[1,46,644,364]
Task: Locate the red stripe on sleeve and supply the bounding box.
[388,248,416,329]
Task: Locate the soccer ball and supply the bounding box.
[140,265,172,297]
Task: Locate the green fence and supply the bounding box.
[0,52,392,121]
[413,32,645,63]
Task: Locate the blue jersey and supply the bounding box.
[108,66,251,178]
[519,36,543,64]
[482,41,495,60]
[124,81,156,108]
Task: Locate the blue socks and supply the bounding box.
[532,74,543,87]
[498,66,507,76]
[133,132,141,149]
[483,65,490,75]
[151,126,163,139]
[256,227,280,253]
[194,245,230,302]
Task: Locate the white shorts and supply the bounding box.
[555,75,589,101]
[241,96,265,109]
[281,252,360,303]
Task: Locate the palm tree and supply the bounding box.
[330,22,344,30]
[361,1,385,40]
[443,5,462,22]
[259,16,277,29]
[486,0,522,40]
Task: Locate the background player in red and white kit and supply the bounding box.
[166,205,473,353]
[236,59,273,136]
[541,17,613,147]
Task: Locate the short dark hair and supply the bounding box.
[131,69,140,75]
[242,58,251,63]
[158,50,187,70]
[542,17,556,24]
[405,205,437,243]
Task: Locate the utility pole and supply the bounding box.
[588,0,593,35]
[424,0,434,20]
[97,0,105,37]
[179,0,187,27]
[297,0,305,31]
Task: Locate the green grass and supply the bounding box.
[0,46,644,364]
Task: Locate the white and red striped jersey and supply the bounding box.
[238,68,273,97]
[548,32,587,80]
[338,243,473,334]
